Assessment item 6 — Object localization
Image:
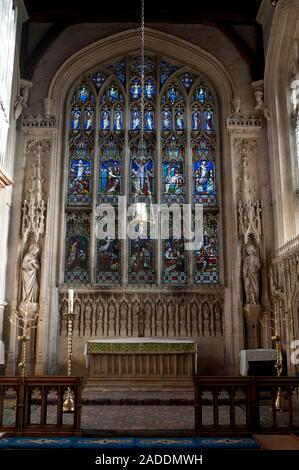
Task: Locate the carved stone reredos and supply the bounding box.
[58,291,224,339]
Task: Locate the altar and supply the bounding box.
[84,338,197,389]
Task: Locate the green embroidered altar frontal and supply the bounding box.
[86,342,197,355]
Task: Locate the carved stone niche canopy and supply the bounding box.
[0,166,14,189]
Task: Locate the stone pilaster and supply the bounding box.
[244,304,262,349]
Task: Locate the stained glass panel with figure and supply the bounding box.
[97,237,121,284]
[194,213,219,284]
[129,238,155,283]
[68,141,92,206]
[65,213,90,282]
[162,135,185,203]
[162,228,186,285]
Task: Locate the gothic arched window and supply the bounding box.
[64,55,219,285]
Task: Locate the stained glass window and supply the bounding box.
[65,57,220,286]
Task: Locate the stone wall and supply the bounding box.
[3,24,275,378]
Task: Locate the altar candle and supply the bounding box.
[68,289,74,314]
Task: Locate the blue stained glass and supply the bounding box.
[131,56,156,75]
[196,87,207,103]
[102,139,120,159]
[162,108,172,131]
[204,108,214,132]
[165,143,180,159]
[84,106,94,131]
[113,106,123,131]
[192,108,201,131]
[107,60,126,85]
[131,108,141,131]
[71,106,81,130]
[79,84,89,103]
[180,72,194,90]
[193,160,216,196]
[160,61,177,85]
[145,109,154,131]
[91,71,107,92]
[130,79,141,100]
[131,159,153,195]
[100,107,111,131]
[168,84,177,103]
[69,158,91,196]
[144,79,155,99]
[163,162,184,195]
[175,108,184,130]
[108,84,119,102]
[100,160,121,194]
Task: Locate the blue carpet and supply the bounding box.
[0,437,260,449]
[136,438,199,448]
[74,438,136,449]
[196,438,260,449]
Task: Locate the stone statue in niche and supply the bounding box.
[21,244,40,304]
[232,97,241,116]
[243,243,261,305]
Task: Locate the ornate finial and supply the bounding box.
[21,140,48,243]
[236,139,262,244]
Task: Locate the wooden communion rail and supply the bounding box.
[0,375,299,436]
[0,376,82,436]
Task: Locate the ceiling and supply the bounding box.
[21,0,265,80]
[23,0,262,24]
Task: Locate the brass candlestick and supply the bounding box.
[10,301,40,377]
[271,332,286,411]
[63,290,76,413]
[261,305,287,411]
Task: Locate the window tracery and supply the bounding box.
[65,55,219,285]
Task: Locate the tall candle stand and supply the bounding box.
[261,303,292,411]
[63,290,76,413]
[9,301,40,377]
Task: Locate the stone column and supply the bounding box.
[0,301,7,370]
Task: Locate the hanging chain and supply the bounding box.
[140,0,145,159]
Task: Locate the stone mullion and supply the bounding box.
[186,94,193,286]
[122,58,130,286]
[90,89,99,285]
[156,59,162,286]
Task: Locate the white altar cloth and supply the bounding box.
[239,349,276,376]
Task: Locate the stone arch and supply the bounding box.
[27,27,239,374]
[48,28,235,116]
[263,0,299,246]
